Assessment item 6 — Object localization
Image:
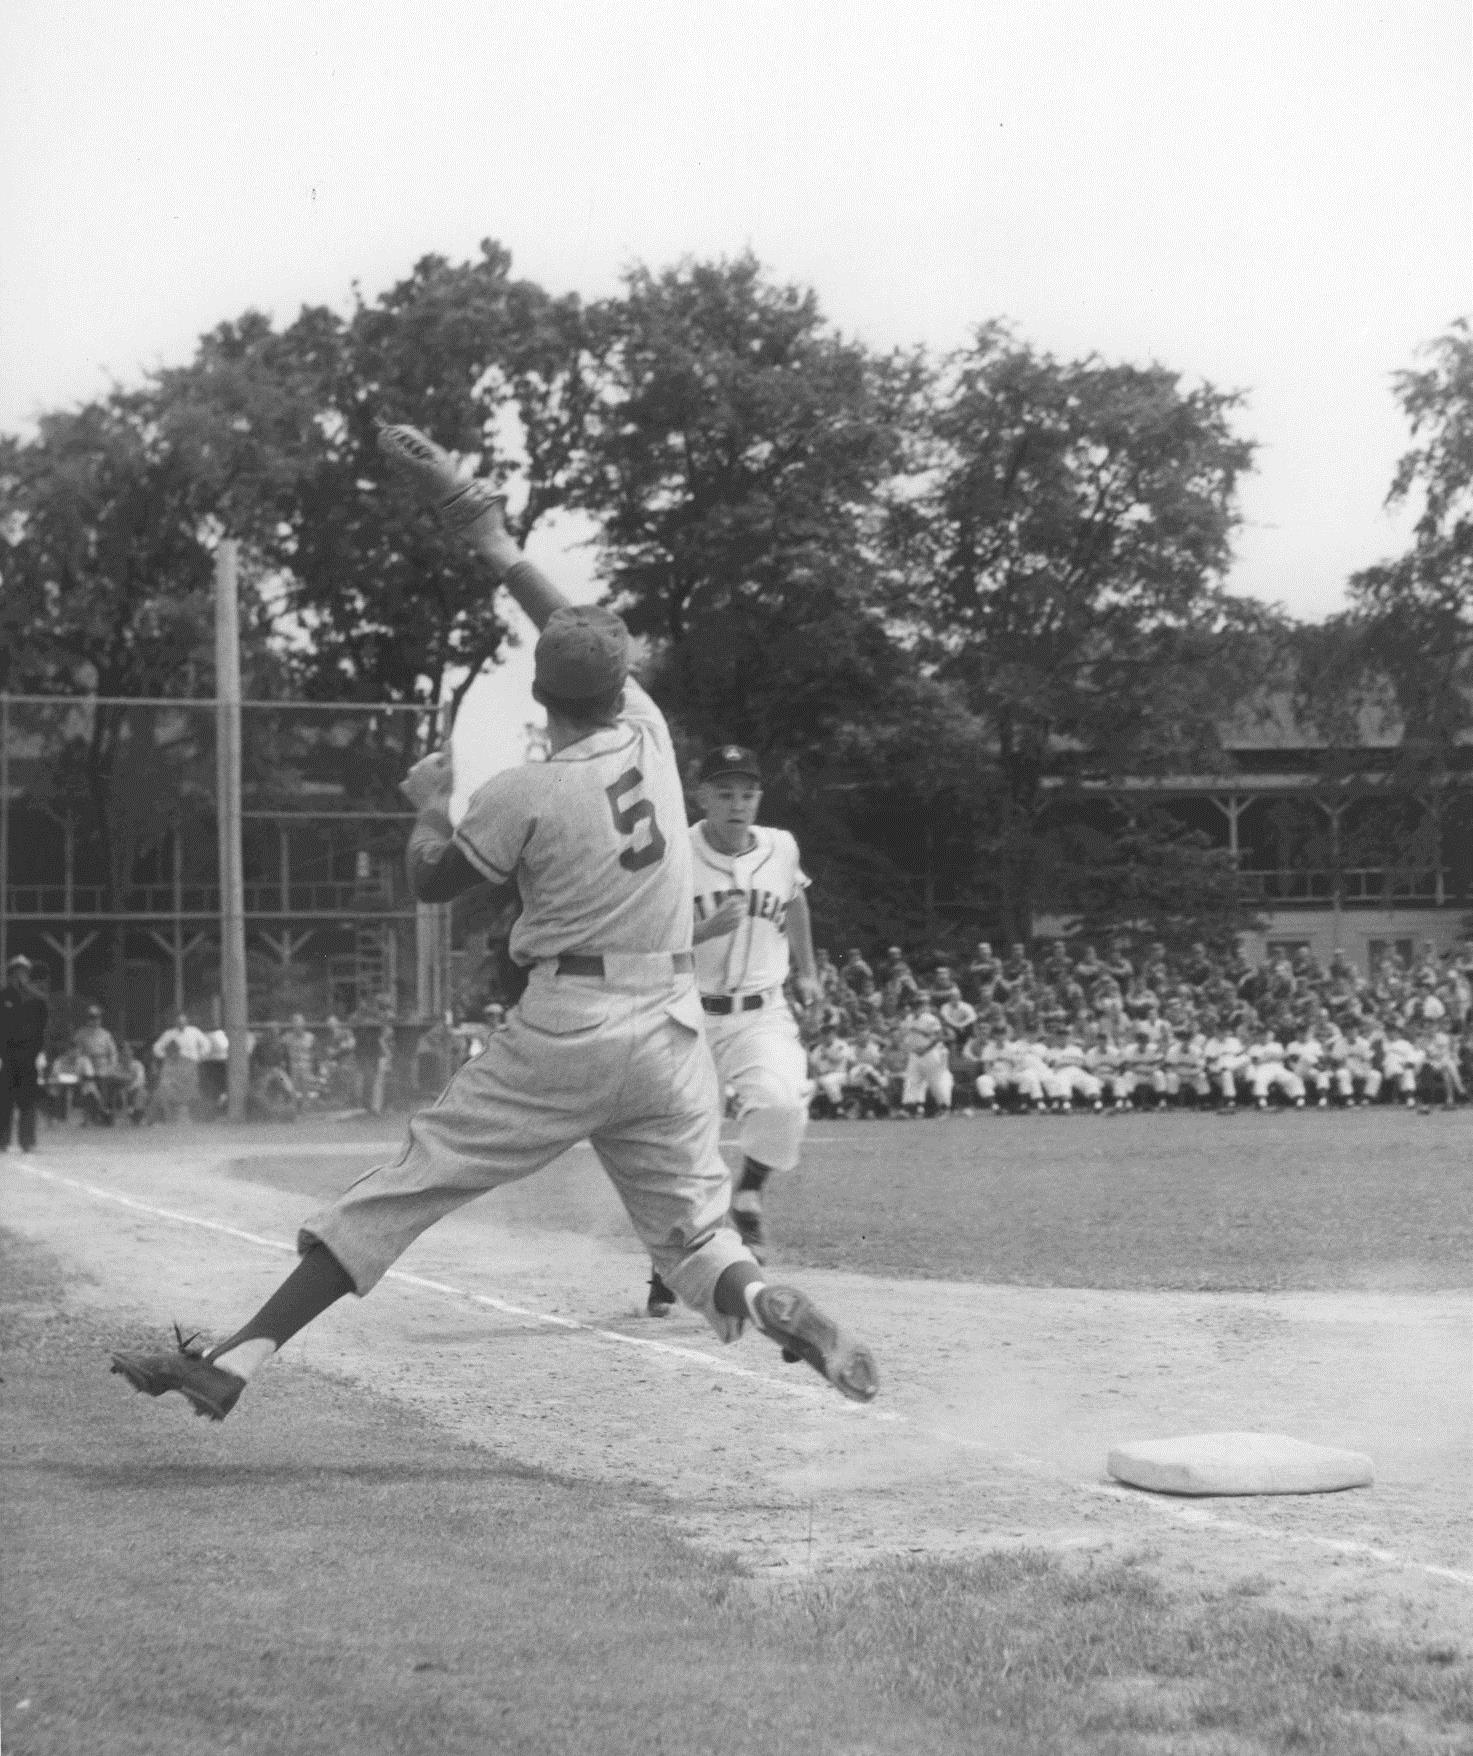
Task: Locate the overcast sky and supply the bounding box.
[2,0,1469,780]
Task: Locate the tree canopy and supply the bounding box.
[2,240,1329,951]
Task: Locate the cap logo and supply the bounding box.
[724,746,743,763]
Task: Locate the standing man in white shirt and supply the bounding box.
[151,1011,213,1120]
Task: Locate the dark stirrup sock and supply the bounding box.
[713,1259,765,1319]
[736,1157,773,1196]
[206,1242,356,1359]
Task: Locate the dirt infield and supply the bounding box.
[4,1120,1471,1651]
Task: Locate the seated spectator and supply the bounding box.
[961,1023,1004,1113]
[838,947,875,999]
[46,1045,107,1124]
[995,943,1036,1004]
[1163,1025,1212,1108]
[844,1028,892,1118]
[964,940,1003,1005]
[116,1042,150,1125]
[1380,1026,1424,1108]
[1101,935,1134,986]
[937,985,978,1050]
[1420,1024,1464,1107]
[809,1022,855,1118]
[1246,1024,1306,1110]
[146,1040,196,1124]
[1338,1024,1383,1106]
[1038,939,1073,990]
[878,948,921,1017]
[1285,1026,1331,1107]
[1203,1017,1249,1109]
[1041,1023,1103,1113]
[281,1014,318,1100]
[250,1023,301,1121]
[1118,1024,1168,1111]
[414,1015,459,1095]
[73,1004,122,1080]
[992,1026,1047,1114]
[1071,942,1105,986]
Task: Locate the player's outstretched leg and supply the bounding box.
[110,1241,355,1422]
[713,1261,878,1404]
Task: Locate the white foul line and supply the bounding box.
[17,1160,1472,1590]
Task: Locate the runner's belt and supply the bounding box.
[702,990,776,1015]
[555,952,694,979]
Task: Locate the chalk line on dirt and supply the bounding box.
[16,1159,1472,1591]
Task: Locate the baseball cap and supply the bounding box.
[533,606,630,702]
[7,953,32,971]
[698,744,762,784]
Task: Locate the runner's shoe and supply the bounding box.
[752,1285,879,1404]
[110,1326,246,1422]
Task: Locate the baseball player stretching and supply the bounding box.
[646,745,820,1315]
[110,426,877,1419]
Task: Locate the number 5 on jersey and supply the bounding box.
[604,767,666,871]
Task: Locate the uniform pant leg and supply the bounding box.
[709,1008,809,1172]
[302,1001,626,1292]
[592,994,755,1337]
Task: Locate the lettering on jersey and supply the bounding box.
[603,767,667,872]
[693,887,789,931]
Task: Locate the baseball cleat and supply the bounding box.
[110,1327,246,1422]
[752,1285,879,1404]
[646,1272,676,1318]
[730,1204,766,1262]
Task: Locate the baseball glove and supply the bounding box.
[375,422,507,532]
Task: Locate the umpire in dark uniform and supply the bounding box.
[1,954,49,1154]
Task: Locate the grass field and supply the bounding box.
[4,1110,1473,1754]
[774,1106,1473,1292]
[233,1104,1473,1292]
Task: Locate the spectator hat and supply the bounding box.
[533,606,630,702]
[6,953,32,971]
[697,744,762,785]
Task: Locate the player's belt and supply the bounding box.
[554,952,694,979]
[701,991,774,1015]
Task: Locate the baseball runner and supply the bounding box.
[645,744,821,1316]
[110,425,878,1419]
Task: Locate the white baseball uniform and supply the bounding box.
[302,678,755,1338]
[690,821,812,1173]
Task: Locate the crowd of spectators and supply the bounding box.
[27,932,1473,1134]
[36,993,516,1129]
[796,935,1473,1119]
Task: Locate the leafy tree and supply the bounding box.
[0,391,273,1014]
[1052,805,1262,959]
[155,240,597,712]
[1338,319,1473,758]
[908,323,1279,938]
[576,252,925,754]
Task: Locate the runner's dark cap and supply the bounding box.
[698,744,762,784]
